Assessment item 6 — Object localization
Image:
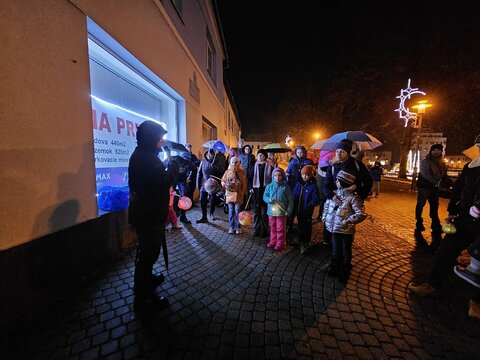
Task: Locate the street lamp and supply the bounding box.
[410,100,433,190]
[313,132,321,140]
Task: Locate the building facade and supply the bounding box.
[0,0,239,326]
[410,129,447,159]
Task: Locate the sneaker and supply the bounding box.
[469,300,480,320]
[454,266,480,289]
[172,226,182,230]
[274,245,283,251]
[267,242,275,248]
[196,217,208,224]
[235,228,243,234]
[228,228,234,234]
[408,282,440,297]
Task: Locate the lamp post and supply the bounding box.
[410,100,432,190]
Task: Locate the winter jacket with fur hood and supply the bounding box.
[322,188,366,234]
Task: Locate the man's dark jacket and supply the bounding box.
[128,121,178,227]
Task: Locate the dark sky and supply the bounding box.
[217,0,480,154]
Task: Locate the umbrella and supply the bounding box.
[262,143,291,153]
[463,145,480,160]
[163,140,189,154]
[318,150,334,168]
[311,131,382,151]
[202,140,229,153]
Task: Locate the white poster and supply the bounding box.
[91,96,166,212]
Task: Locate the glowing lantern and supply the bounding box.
[178,196,192,211]
[204,178,219,194]
[442,223,457,235]
[238,211,253,226]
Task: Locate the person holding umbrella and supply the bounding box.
[322,139,372,245]
[128,121,179,315]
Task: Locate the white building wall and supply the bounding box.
[0,0,233,250]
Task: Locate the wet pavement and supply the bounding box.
[2,180,480,359]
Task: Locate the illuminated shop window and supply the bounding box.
[87,31,181,213]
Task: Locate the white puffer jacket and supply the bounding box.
[322,188,366,234]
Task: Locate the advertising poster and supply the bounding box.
[91,96,166,212]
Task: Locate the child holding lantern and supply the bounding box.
[263,167,294,251]
[221,156,247,234]
[165,186,182,230]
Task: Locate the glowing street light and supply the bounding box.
[313,132,321,140]
[410,100,433,190]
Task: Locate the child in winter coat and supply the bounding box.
[263,167,294,251]
[293,165,320,254]
[165,186,182,230]
[221,156,247,234]
[323,169,366,282]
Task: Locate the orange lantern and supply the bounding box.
[238,210,253,226]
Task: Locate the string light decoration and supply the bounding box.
[395,79,426,127]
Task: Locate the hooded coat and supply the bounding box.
[128,121,179,226]
[239,145,255,188]
[322,188,367,234]
[196,150,219,192]
[286,146,314,189]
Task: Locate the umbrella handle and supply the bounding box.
[209,175,222,181]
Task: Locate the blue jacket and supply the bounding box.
[286,156,314,189]
[293,179,320,217]
[263,179,294,217]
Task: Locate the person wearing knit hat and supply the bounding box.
[410,134,480,320]
[263,166,294,251]
[221,156,247,234]
[293,164,320,253]
[322,168,366,282]
[322,139,372,247]
[286,146,314,234]
[414,142,448,250]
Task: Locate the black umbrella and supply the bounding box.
[163,140,189,154]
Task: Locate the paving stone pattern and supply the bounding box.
[3,180,480,359]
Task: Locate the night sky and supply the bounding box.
[217,0,480,155]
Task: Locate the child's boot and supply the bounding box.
[339,263,352,283]
[327,259,339,277]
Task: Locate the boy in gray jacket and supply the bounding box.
[323,169,367,282]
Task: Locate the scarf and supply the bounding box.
[252,160,273,188]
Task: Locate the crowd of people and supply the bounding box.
[128,120,480,321]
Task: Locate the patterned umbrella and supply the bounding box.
[311,131,382,151]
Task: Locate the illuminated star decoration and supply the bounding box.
[285,135,293,147]
[394,79,426,127]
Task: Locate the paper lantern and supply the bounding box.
[178,196,192,210]
[442,223,457,235]
[238,210,253,226]
[204,178,219,194]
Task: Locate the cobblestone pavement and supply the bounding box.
[3,180,480,359]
